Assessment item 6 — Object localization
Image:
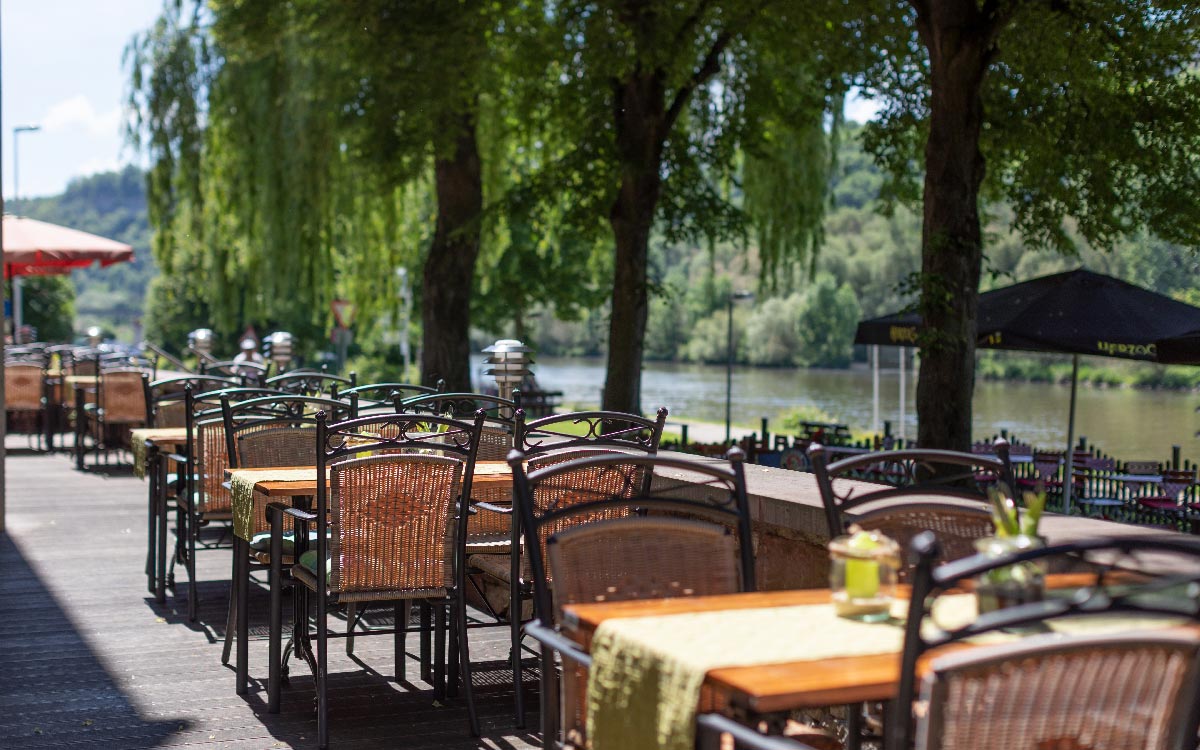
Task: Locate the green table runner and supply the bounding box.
[130,428,187,480]
[230,468,316,540]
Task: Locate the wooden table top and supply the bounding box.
[133,427,189,449]
[225,460,514,496]
[560,573,1163,715]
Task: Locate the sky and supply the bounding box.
[2,0,161,200]
[0,0,881,201]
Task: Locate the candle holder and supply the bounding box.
[829,527,900,622]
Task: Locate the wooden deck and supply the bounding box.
[0,445,539,749]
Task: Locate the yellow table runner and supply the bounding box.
[130,428,188,480]
[230,469,316,540]
[586,595,1179,750]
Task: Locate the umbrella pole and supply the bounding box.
[872,345,880,435]
[12,275,22,336]
[1063,354,1079,513]
[898,346,907,443]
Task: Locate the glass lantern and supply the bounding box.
[829,527,901,622]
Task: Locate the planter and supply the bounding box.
[974,535,1046,614]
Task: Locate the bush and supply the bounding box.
[745,295,804,366]
[795,274,861,368]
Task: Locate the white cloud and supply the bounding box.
[75,155,123,177]
[41,95,122,139]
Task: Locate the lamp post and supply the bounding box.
[395,267,412,375]
[12,124,41,335]
[725,290,754,444]
[265,331,294,373]
[483,339,533,402]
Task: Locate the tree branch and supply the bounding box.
[671,0,716,55]
[665,30,732,131]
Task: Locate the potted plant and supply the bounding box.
[975,483,1048,613]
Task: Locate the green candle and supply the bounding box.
[844,531,881,599]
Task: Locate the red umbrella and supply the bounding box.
[3,215,134,277]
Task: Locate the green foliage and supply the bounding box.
[15,276,75,342]
[794,275,861,368]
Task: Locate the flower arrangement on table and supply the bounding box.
[976,482,1048,611]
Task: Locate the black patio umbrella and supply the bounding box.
[856,268,1200,361]
[855,268,1200,509]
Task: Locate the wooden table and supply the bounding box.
[559,573,1154,718]
[225,460,515,496]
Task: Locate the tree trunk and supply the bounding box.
[601,72,666,415]
[421,111,482,392]
[914,1,994,451]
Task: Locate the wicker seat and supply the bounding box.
[515,449,755,748]
[265,411,486,747]
[467,407,668,728]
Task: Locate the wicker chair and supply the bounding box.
[890,532,1200,750]
[5,361,47,450]
[515,449,754,749]
[265,410,486,747]
[220,394,354,692]
[809,441,1012,577]
[469,407,668,727]
[79,368,148,467]
[264,370,356,397]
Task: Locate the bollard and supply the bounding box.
[1173,446,1181,470]
[761,417,769,449]
[680,424,689,447]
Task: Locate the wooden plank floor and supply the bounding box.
[0,444,540,749]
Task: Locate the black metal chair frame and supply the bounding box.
[513,448,754,750]
[265,410,486,747]
[339,380,440,415]
[474,407,667,728]
[264,370,357,398]
[143,375,240,428]
[199,359,271,385]
[890,531,1200,750]
[809,441,1014,538]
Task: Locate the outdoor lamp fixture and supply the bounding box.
[483,339,533,400]
[86,326,104,348]
[187,328,214,358]
[725,290,755,444]
[16,324,36,345]
[265,331,294,372]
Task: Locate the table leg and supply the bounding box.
[146,447,159,593]
[155,451,169,604]
[268,510,283,713]
[236,536,249,695]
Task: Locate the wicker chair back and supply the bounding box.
[5,362,44,410]
[893,532,1200,750]
[98,370,148,423]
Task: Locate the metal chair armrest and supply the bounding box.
[474,501,512,514]
[524,622,592,668]
[269,503,316,523]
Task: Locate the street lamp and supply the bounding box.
[725,290,754,444]
[483,339,533,401]
[12,125,41,336]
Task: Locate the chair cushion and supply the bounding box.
[249,530,322,554]
[469,553,512,583]
[298,549,332,582]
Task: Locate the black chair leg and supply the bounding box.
[317,593,329,749]
[455,594,480,736]
[420,600,432,682]
[187,509,199,622]
[433,602,446,699]
[345,602,357,655]
[221,549,236,666]
[268,518,284,713]
[539,642,559,750]
[448,603,460,698]
[235,538,249,696]
[395,600,409,682]
[512,582,525,728]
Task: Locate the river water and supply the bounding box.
[504,356,1200,462]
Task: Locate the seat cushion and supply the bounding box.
[469,553,512,583]
[297,549,332,582]
[249,530,322,554]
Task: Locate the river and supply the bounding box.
[496,356,1200,462]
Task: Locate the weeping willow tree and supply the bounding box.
[127,0,514,387]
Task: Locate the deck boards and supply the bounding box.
[0,447,539,749]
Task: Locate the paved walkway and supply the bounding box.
[0,446,537,749]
